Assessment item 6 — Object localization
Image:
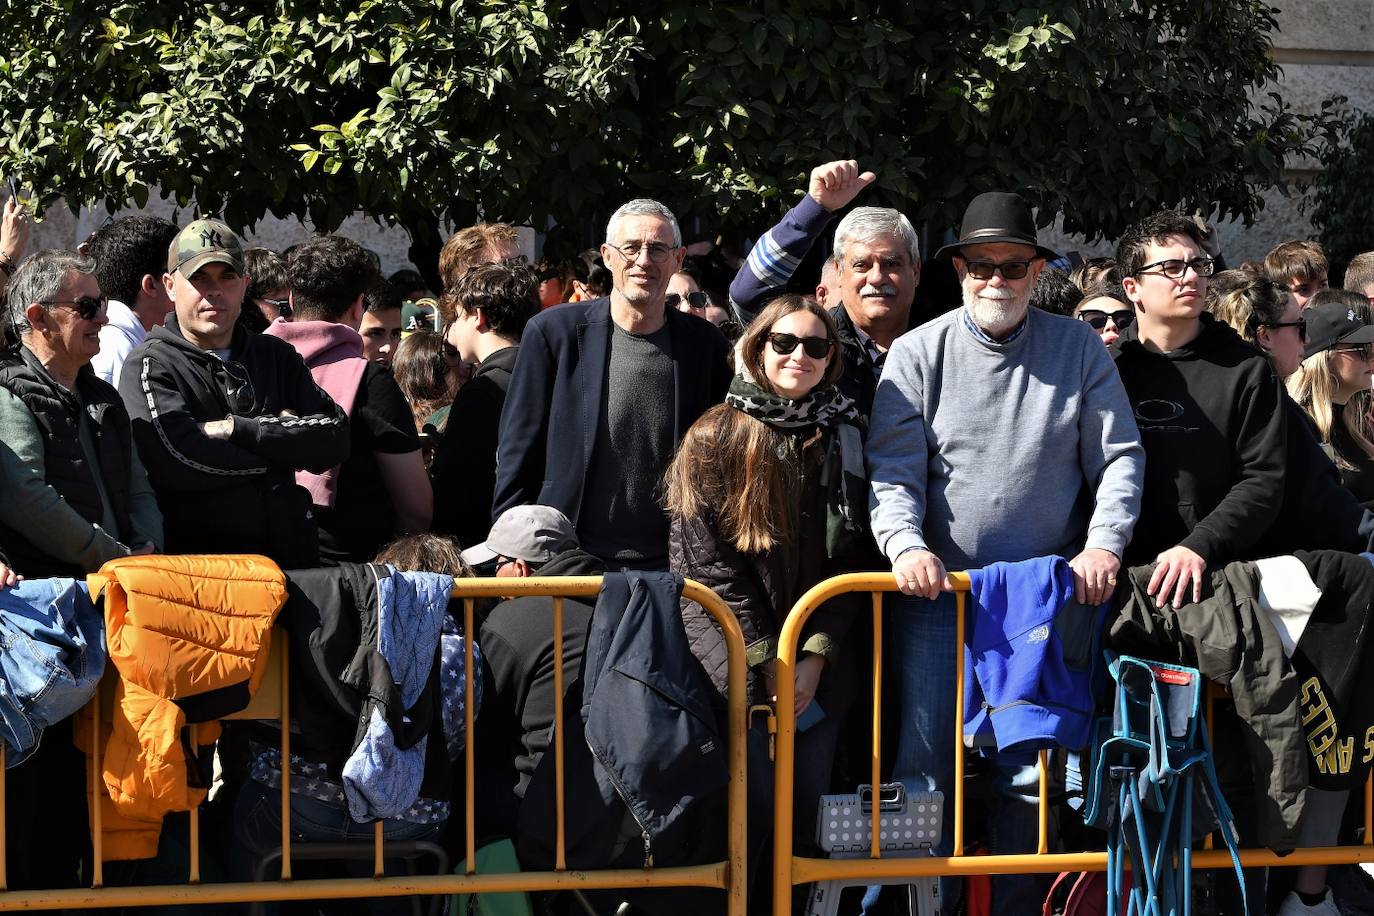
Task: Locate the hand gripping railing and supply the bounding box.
[0,576,748,913]
[770,572,1374,916]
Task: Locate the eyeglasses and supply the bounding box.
[665,291,709,311]
[607,241,680,264]
[767,332,833,359]
[1261,317,1306,343]
[1077,309,1136,331]
[1334,343,1373,360]
[218,359,257,415]
[494,557,519,573]
[963,260,1034,281]
[1132,257,1216,279]
[40,295,107,320]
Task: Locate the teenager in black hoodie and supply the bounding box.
[1112,212,1286,607]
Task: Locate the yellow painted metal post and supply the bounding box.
[953,586,965,858]
[464,597,477,875]
[189,802,200,883]
[554,596,566,871]
[870,591,882,860]
[374,821,384,878]
[0,740,6,890]
[279,632,292,881]
[91,679,104,887]
[772,595,797,916]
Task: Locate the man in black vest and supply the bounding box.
[0,249,162,579]
[0,249,162,893]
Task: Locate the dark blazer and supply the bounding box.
[492,297,732,523]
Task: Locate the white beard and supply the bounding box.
[963,284,1030,338]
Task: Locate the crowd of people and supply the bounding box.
[1,159,1374,916]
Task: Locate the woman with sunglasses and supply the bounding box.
[1213,276,1374,557]
[1073,281,1135,346]
[665,294,870,892]
[1288,291,1374,505]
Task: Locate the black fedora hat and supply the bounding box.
[935,191,1059,261]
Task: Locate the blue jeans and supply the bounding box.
[863,592,1047,916]
[231,780,445,915]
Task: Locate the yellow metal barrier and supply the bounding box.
[0,575,747,913]
[770,572,1374,916]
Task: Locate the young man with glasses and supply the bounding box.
[119,219,349,567]
[1113,210,1287,607]
[494,199,730,569]
[867,192,1144,916]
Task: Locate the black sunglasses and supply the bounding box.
[218,360,257,415]
[40,294,106,321]
[665,291,710,311]
[767,332,833,359]
[1261,317,1306,343]
[1077,309,1136,331]
[963,259,1033,281]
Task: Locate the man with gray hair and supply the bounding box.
[0,250,164,892]
[730,159,918,414]
[0,250,162,579]
[494,198,731,568]
[866,192,1144,914]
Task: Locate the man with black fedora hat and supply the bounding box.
[866,190,1144,914]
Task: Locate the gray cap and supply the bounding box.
[461,505,578,567]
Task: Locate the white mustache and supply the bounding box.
[860,283,898,297]
[975,287,1016,301]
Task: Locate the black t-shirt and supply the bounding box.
[316,364,420,564]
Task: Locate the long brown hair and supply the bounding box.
[664,295,842,552]
[392,330,460,430]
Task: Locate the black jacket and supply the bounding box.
[492,299,731,524]
[831,305,880,417]
[431,345,518,548]
[0,347,135,578]
[1112,314,1286,566]
[120,317,349,566]
[278,563,452,806]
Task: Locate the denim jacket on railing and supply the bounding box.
[0,578,106,766]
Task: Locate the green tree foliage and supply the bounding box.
[0,0,1341,269]
[1310,111,1374,282]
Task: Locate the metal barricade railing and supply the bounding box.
[0,575,747,913]
[770,572,1374,916]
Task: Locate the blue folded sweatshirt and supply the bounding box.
[964,556,1104,754]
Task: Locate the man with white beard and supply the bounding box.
[865,192,1144,915]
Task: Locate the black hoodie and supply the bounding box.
[118,316,350,566]
[1113,313,1286,566]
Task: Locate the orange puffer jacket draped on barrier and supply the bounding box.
[84,554,287,861]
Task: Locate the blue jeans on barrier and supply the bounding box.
[862,591,1046,916]
[231,780,445,915]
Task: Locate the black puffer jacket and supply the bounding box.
[669,427,865,705]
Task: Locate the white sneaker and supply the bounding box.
[1276,888,1342,916]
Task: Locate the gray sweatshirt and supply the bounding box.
[866,307,1144,570]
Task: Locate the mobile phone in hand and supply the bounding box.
[797,700,826,733]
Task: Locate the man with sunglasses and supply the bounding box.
[1113,211,1286,609]
[0,249,165,891]
[866,191,1144,916]
[494,199,730,569]
[120,219,350,568]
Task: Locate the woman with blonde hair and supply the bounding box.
[665,294,870,890]
[1287,290,1374,504]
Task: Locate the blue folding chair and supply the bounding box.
[1083,655,1246,916]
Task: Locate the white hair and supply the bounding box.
[832,207,919,265]
[605,199,681,248]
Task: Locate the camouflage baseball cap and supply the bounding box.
[167,218,245,275]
